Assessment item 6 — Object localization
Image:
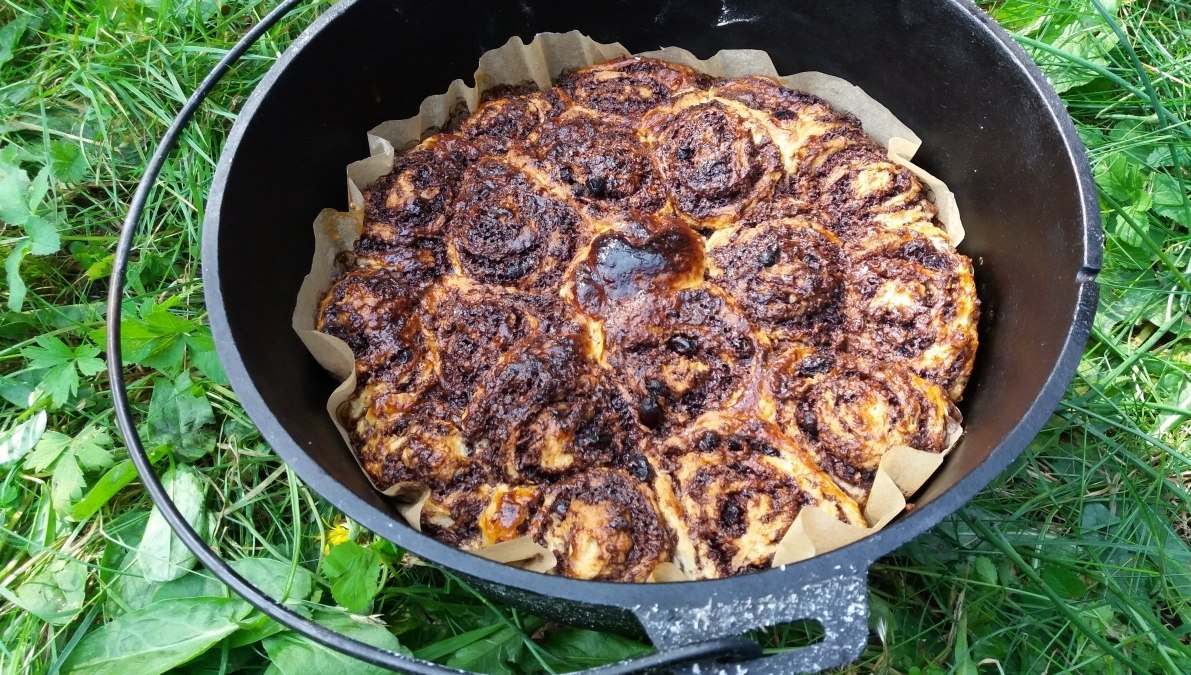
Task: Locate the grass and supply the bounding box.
[0,0,1188,673]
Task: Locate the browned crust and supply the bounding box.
[447,157,584,292]
[650,414,863,578]
[555,56,713,119]
[531,468,673,581]
[760,348,960,499]
[523,107,667,217]
[706,214,845,343]
[458,89,565,155]
[640,93,783,229]
[842,223,979,399]
[601,285,762,431]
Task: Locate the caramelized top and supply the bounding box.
[317,56,979,582]
[570,214,704,316]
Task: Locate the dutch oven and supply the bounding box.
[107,0,1101,672]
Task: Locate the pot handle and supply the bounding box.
[631,566,871,674]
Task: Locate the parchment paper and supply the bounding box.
[293,31,967,580]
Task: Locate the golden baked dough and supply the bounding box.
[317,56,979,581]
[842,222,979,399]
[531,468,673,581]
[760,347,961,501]
[650,413,863,578]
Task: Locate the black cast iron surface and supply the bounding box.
[107,0,1101,672]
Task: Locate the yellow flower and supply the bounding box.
[325,521,351,552]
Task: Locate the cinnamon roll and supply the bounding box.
[843,222,979,399]
[556,56,711,119]
[641,92,783,229]
[525,108,667,216]
[712,75,859,181]
[420,276,572,398]
[457,329,642,480]
[761,348,961,499]
[706,214,845,342]
[350,387,482,492]
[448,157,584,293]
[458,89,565,155]
[776,118,935,235]
[796,136,937,234]
[480,375,641,481]
[602,286,761,430]
[316,268,426,379]
[362,134,479,243]
[650,414,863,578]
[531,468,673,581]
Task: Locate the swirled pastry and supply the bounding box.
[531,468,673,580]
[600,285,762,430]
[640,92,784,230]
[317,268,427,380]
[650,414,864,577]
[760,348,961,499]
[524,108,668,217]
[706,213,845,343]
[447,157,584,291]
[556,56,712,118]
[420,276,571,397]
[318,55,979,582]
[458,89,565,155]
[843,222,979,399]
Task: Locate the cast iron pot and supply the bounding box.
[113,0,1101,672]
